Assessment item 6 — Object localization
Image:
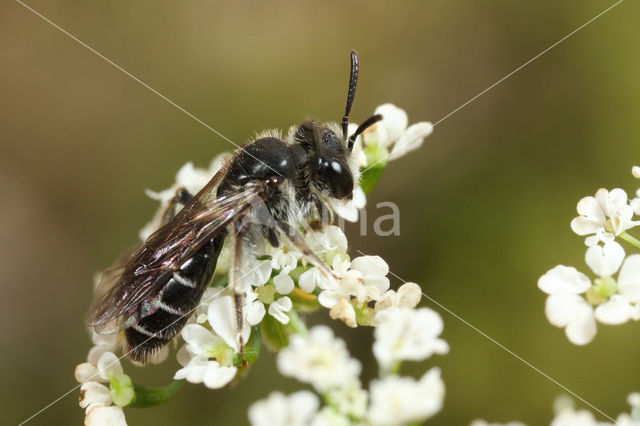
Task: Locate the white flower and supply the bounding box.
[245,287,293,325]
[366,368,444,425]
[244,288,267,325]
[632,166,640,179]
[306,225,348,258]
[595,255,640,325]
[631,192,640,216]
[270,246,302,275]
[79,381,113,412]
[538,265,591,295]
[312,255,390,327]
[273,273,295,295]
[373,307,449,370]
[234,256,272,294]
[173,294,255,389]
[585,241,625,277]
[174,323,238,389]
[207,295,250,352]
[277,325,361,392]
[75,352,129,426]
[316,255,390,307]
[550,406,600,426]
[328,186,367,223]
[470,421,526,426]
[174,355,237,389]
[538,241,639,343]
[267,297,293,324]
[87,330,120,365]
[538,265,596,345]
[570,188,639,245]
[310,407,352,426]
[360,103,433,163]
[375,282,422,311]
[248,391,319,426]
[84,406,127,426]
[324,380,368,419]
[369,104,409,148]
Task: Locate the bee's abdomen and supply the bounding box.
[125,233,226,362]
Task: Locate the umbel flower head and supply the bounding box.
[539,241,640,344]
[539,165,640,345]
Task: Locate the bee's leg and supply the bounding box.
[276,220,336,280]
[230,221,249,367]
[309,193,333,231]
[160,188,194,225]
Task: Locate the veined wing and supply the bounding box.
[86,175,267,334]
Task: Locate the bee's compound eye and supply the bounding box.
[316,159,353,199]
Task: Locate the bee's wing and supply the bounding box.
[86,175,266,334]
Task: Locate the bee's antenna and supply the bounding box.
[341,50,359,141]
[348,114,383,151]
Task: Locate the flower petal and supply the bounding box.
[75,363,99,384]
[97,352,122,381]
[537,265,591,294]
[618,254,640,302]
[268,297,293,324]
[374,103,409,145]
[246,300,266,326]
[274,273,295,295]
[79,382,112,411]
[388,122,433,161]
[202,363,238,389]
[181,324,220,355]
[545,292,586,327]
[565,303,596,345]
[85,406,127,426]
[585,241,625,277]
[299,267,321,293]
[208,296,249,352]
[350,255,388,278]
[594,295,632,325]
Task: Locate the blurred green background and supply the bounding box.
[2,0,640,424]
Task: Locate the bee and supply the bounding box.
[86,50,382,362]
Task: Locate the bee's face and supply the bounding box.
[311,127,354,200]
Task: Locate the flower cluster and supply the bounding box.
[538,166,640,345]
[249,313,447,426]
[74,352,132,426]
[75,104,437,424]
[472,392,640,425]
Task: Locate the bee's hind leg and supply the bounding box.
[230,221,250,367]
[160,188,194,225]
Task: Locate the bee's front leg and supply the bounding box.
[277,220,336,281]
[309,193,333,231]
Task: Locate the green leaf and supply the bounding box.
[128,380,185,408]
[360,164,386,195]
[287,311,308,335]
[211,274,228,288]
[261,314,291,350]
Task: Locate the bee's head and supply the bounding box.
[296,50,382,200]
[311,126,354,199]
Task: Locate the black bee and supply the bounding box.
[86,50,382,362]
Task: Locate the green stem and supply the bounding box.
[620,232,640,250]
[390,360,402,375]
[128,380,185,408]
